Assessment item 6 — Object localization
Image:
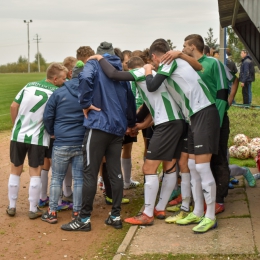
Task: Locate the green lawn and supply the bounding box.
[0,73,46,131]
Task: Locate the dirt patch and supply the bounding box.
[0,130,144,259]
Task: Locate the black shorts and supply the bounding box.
[10,141,46,168]
[122,134,137,145]
[146,120,185,161]
[181,123,189,154]
[188,105,220,155]
[44,138,54,158]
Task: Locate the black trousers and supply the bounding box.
[242,82,250,104]
[80,129,123,218]
[210,113,230,203]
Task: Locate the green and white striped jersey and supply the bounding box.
[157,59,215,121]
[11,80,58,147]
[129,68,184,126]
[130,81,143,109]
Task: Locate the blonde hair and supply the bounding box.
[63,56,77,71]
[76,46,95,61]
[46,63,68,80]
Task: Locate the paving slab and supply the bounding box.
[127,218,255,256]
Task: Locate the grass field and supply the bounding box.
[0,73,260,166]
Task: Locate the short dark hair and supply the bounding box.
[114,48,124,62]
[149,40,170,57]
[203,45,210,55]
[242,49,248,54]
[127,56,145,69]
[184,34,204,53]
[122,50,132,58]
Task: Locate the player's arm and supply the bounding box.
[144,64,168,92]
[161,50,202,71]
[10,101,20,125]
[87,55,134,81]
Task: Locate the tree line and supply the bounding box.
[0,53,48,73]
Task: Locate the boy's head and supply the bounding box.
[122,50,132,71]
[46,63,68,87]
[183,34,204,56]
[203,45,210,56]
[149,39,170,69]
[76,46,95,64]
[127,56,145,70]
[114,47,124,62]
[63,56,77,79]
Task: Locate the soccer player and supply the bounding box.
[161,34,239,215]
[143,39,220,233]
[7,63,67,219]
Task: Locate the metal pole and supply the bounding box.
[24,20,32,73]
[27,22,30,73]
[36,34,40,72]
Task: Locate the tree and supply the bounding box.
[167,39,176,50]
[227,26,244,64]
[34,52,47,66]
[17,55,27,64]
[204,28,219,49]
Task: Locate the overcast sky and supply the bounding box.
[0,0,220,65]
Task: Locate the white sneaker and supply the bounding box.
[124,179,140,189]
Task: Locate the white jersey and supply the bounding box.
[157,59,215,121]
[11,80,58,147]
[129,68,184,126]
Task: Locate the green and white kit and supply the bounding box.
[157,59,215,121]
[129,68,184,126]
[11,80,58,147]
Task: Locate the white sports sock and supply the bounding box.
[156,171,177,211]
[28,177,42,212]
[188,159,204,217]
[8,174,20,208]
[121,158,132,184]
[63,163,72,197]
[143,174,159,217]
[40,169,49,200]
[196,162,216,220]
[180,172,191,211]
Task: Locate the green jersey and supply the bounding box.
[157,59,215,122]
[11,80,58,147]
[198,55,236,126]
[130,81,143,109]
[130,68,184,126]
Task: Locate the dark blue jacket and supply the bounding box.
[78,55,136,137]
[43,78,85,146]
[239,55,255,83]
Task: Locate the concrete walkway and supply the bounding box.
[114,168,260,259]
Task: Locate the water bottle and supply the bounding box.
[253,173,260,179]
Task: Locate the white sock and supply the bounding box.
[28,177,42,212]
[121,158,132,184]
[180,172,191,211]
[8,174,20,208]
[196,163,216,220]
[188,159,204,217]
[63,163,73,197]
[40,169,49,200]
[143,174,159,217]
[156,171,177,211]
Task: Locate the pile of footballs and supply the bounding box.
[229,134,260,159]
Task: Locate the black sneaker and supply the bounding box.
[41,209,58,224]
[61,217,91,232]
[105,213,122,229]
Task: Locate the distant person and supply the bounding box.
[203,45,210,56]
[239,49,255,105]
[213,50,220,59]
[7,63,67,219]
